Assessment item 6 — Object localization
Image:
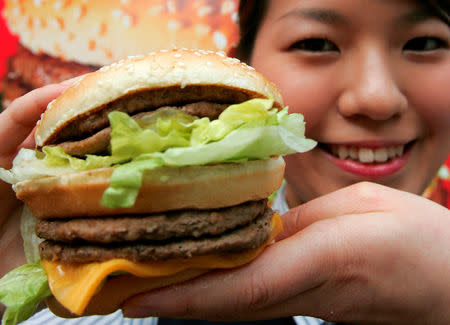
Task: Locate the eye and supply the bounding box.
[290,38,339,53]
[403,36,448,52]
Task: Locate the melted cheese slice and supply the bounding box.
[42,213,282,316]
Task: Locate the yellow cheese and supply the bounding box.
[42,213,282,315]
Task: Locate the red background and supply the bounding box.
[0,0,18,83]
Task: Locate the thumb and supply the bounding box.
[277,182,389,240]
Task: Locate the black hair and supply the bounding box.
[235,0,268,62]
[235,0,449,62]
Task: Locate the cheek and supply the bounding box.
[251,57,338,137]
[404,63,450,142]
[402,63,450,187]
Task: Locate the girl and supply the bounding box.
[1,0,449,324]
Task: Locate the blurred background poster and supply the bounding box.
[0,0,239,108]
[0,0,18,90]
[0,0,448,207]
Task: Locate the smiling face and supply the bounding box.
[249,0,450,206]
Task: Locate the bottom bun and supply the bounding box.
[46,268,208,318]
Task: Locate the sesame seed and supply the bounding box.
[73,7,82,21]
[111,9,122,19]
[213,31,227,50]
[168,20,180,30]
[167,0,176,13]
[221,0,236,14]
[122,15,132,27]
[197,6,212,17]
[195,24,210,36]
[223,57,240,65]
[54,1,62,10]
[33,0,44,7]
[148,5,163,16]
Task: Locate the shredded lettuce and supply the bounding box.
[0,98,316,208]
[20,206,43,264]
[0,262,51,325]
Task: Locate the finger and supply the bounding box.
[0,85,66,157]
[0,74,85,167]
[278,182,393,240]
[19,127,37,149]
[121,227,335,320]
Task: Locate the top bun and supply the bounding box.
[35,49,283,147]
[3,0,239,66]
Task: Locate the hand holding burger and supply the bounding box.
[0,49,316,324]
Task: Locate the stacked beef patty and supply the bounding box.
[37,199,273,263]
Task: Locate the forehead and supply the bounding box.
[258,0,450,33]
[264,0,433,21]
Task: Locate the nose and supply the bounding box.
[338,47,407,120]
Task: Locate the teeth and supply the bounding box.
[388,147,397,158]
[349,147,358,159]
[338,146,349,160]
[359,148,374,163]
[329,144,406,163]
[374,148,388,162]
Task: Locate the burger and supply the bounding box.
[1,0,240,108]
[0,49,316,322]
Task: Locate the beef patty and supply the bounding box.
[37,200,267,243]
[39,206,274,263]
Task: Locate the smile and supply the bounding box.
[328,144,405,163]
[320,142,415,178]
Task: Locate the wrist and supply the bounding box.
[0,205,26,277]
[0,181,21,228]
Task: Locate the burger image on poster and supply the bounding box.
[1,0,240,107]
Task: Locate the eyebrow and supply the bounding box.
[398,8,440,24]
[278,8,349,26]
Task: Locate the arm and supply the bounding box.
[122,182,450,324]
